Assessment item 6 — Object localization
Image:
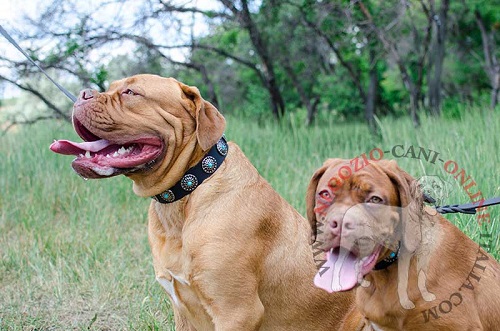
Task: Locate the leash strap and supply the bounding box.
[435,196,500,215]
[0,25,77,102]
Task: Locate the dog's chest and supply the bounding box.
[156,270,189,306]
[369,322,385,331]
[150,203,214,328]
[154,243,214,329]
[151,214,192,307]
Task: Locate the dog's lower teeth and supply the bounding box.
[79,148,132,160]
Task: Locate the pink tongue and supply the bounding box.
[50,139,113,155]
[314,248,359,293]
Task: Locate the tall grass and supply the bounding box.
[0,110,498,329]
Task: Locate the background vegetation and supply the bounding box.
[0,0,499,329]
[0,0,499,129]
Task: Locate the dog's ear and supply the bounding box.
[179,82,226,151]
[377,160,423,253]
[306,158,343,244]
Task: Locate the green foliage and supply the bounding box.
[220,28,240,47]
[90,65,108,90]
[64,38,81,57]
[202,10,220,19]
[441,97,467,119]
[380,68,409,116]
[314,73,365,120]
[233,83,272,121]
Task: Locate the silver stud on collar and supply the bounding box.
[216,139,228,156]
[161,190,175,203]
[201,156,217,174]
[181,174,198,191]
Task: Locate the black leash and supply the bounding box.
[374,196,500,271]
[435,196,500,215]
[0,24,77,102]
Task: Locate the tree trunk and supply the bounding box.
[428,0,449,115]
[399,61,421,126]
[475,9,500,110]
[409,88,421,127]
[357,0,421,127]
[365,48,377,134]
[283,60,319,126]
[491,71,500,109]
[266,75,286,119]
[198,65,220,109]
[221,0,286,119]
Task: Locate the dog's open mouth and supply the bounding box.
[50,117,163,179]
[314,244,382,293]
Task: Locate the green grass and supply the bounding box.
[0,110,499,329]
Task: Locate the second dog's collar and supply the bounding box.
[373,241,400,271]
[153,136,228,204]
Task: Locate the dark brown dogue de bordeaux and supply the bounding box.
[306,158,500,330]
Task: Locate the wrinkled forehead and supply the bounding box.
[317,161,393,192]
[107,75,181,95]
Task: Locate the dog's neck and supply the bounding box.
[128,133,217,197]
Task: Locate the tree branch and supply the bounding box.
[0,74,71,122]
[156,0,232,19]
[2,114,59,136]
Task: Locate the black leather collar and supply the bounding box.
[153,136,228,204]
[373,242,400,271]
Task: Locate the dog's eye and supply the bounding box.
[318,190,333,202]
[367,195,383,204]
[123,89,136,96]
